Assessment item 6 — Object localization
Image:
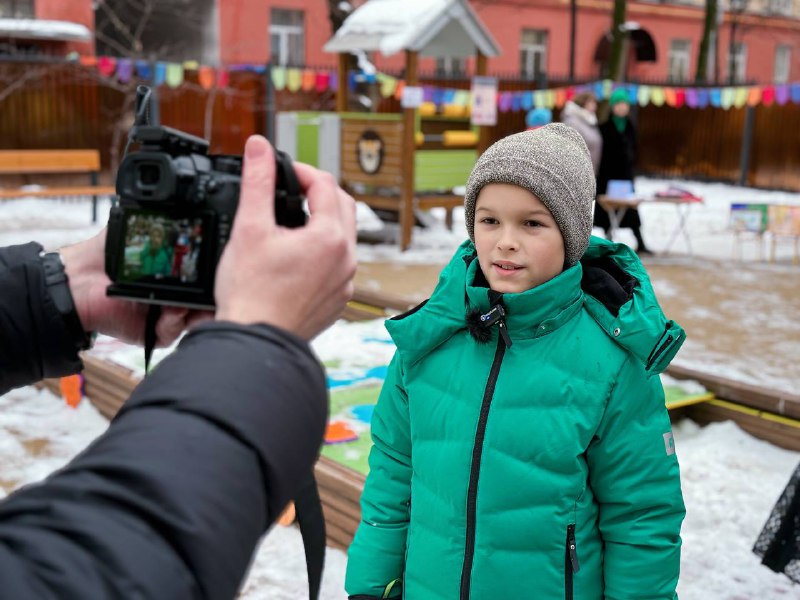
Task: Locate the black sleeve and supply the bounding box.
[0,243,84,394]
[0,321,329,599]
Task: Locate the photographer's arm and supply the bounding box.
[0,243,84,393]
[0,136,356,598]
[0,321,329,599]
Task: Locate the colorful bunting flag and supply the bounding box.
[135,60,153,81]
[287,68,302,92]
[775,85,790,106]
[165,63,184,88]
[302,69,316,92]
[733,87,749,109]
[72,56,800,112]
[271,66,286,91]
[747,87,762,107]
[198,66,215,90]
[761,85,775,106]
[116,58,134,83]
[721,87,735,110]
[97,56,117,77]
[154,62,167,86]
[316,71,331,93]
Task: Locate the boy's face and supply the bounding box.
[474,184,565,294]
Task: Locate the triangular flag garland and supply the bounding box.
[74,57,800,111]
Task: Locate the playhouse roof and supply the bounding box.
[323,0,500,59]
[0,19,92,42]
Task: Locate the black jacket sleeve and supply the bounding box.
[0,320,329,599]
[0,242,84,393]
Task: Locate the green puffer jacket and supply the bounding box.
[346,237,686,600]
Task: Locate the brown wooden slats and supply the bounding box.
[0,150,102,173]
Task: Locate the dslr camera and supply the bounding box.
[106,89,306,309]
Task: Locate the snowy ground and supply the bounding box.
[1,179,799,598]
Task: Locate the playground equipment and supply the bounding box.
[323,0,500,250]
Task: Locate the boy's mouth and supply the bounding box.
[493,261,523,273]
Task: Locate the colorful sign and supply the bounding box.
[470,76,498,126]
[730,203,769,233]
[767,205,800,236]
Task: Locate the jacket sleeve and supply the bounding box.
[345,352,410,598]
[0,242,83,394]
[0,321,328,600]
[585,355,685,600]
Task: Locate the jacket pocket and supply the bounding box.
[565,524,581,600]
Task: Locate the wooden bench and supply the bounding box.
[0,150,117,223]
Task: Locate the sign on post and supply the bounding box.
[471,76,498,127]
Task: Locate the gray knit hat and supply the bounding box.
[464,123,596,267]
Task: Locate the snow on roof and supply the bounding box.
[324,0,500,58]
[0,18,92,42]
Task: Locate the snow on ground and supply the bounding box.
[1,345,798,598]
[1,180,799,597]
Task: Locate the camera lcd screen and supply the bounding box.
[119,211,205,287]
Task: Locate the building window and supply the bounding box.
[768,0,793,17]
[774,45,791,83]
[0,0,34,18]
[520,29,547,80]
[731,42,747,83]
[435,56,466,77]
[270,8,304,67]
[667,39,691,83]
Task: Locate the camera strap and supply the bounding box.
[294,471,326,600]
[143,304,161,373]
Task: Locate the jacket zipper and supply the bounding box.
[565,524,580,600]
[646,322,679,371]
[459,313,510,599]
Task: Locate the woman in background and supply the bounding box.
[595,88,652,255]
[560,91,602,176]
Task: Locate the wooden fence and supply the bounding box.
[1,60,799,191]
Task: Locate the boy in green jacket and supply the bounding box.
[346,123,686,599]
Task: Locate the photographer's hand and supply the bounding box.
[214,135,356,339]
[60,229,211,347]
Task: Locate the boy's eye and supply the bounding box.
[524,220,543,228]
[480,217,498,225]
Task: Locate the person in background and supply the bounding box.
[753,462,800,584]
[0,135,357,599]
[595,88,652,255]
[560,91,602,176]
[345,124,685,599]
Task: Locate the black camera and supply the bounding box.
[106,99,306,309]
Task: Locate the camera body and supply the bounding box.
[105,125,306,309]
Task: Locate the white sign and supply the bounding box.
[401,86,424,109]
[471,76,498,126]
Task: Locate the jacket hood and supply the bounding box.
[580,236,685,375]
[387,237,684,375]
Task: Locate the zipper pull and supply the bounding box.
[479,305,512,348]
[567,524,581,573]
[498,320,512,348]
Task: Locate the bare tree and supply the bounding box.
[608,0,627,81]
[695,0,718,83]
[93,0,216,171]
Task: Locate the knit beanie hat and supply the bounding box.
[464,123,596,267]
[609,88,631,106]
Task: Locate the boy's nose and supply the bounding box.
[496,228,519,251]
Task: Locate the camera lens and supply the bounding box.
[138,163,161,187]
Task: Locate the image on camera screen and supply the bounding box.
[121,212,204,285]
